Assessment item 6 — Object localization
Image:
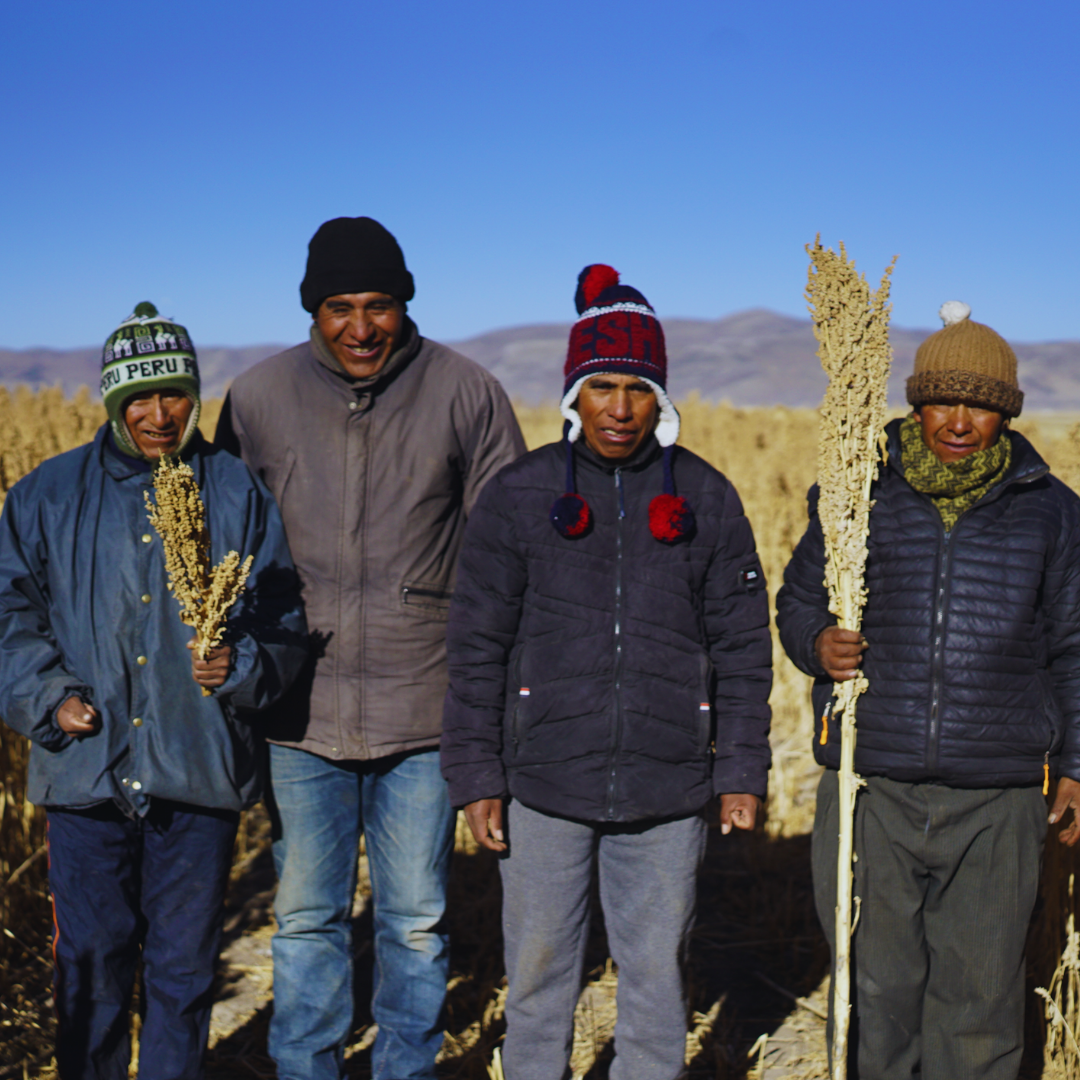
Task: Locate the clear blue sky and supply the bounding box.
[1,0,1076,349]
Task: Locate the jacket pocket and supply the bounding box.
[505,644,525,759]
[1037,670,1062,754]
[698,652,715,758]
[400,581,453,620]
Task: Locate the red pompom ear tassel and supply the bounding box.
[550,494,592,538]
[649,494,694,543]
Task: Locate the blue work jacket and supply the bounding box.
[0,426,308,814]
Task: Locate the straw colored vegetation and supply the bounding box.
[2,388,1080,1078]
[145,455,253,664]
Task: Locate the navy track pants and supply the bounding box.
[47,800,238,1080]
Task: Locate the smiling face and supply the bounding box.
[315,292,405,378]
[912,401,1008,464]
[122,389,195,458]
[576,373,659,460]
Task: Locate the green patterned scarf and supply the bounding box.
[899,416,1012,532]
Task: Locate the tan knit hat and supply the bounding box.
[906,301,1023,417]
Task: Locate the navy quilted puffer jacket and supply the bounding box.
[440,437,773,823]
[777,419,1080,788]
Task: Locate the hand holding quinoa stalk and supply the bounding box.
[0,301,306,1078]
[144,454,254,694]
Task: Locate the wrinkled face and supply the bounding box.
[913,402,1008,464]
[576,374,659,460]
[122,389,195,458]
[315,292,405,378]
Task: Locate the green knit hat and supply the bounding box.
[101,302,201,457]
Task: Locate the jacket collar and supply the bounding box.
[308,317,423,395]
[573,433,664,476]
[884,416,1049,491]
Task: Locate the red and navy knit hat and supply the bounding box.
[560,265,680,446]
[551,265,693,543]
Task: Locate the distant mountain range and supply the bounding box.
[4,310,1078,409]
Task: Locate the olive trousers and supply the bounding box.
[813,770,1046,1080]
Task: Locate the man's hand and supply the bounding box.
[815,627,868,682]
[1050,777,1080,846]
[188,640,232,690]
[464,798,507,852]
[719,793,761,835]
[56,696,100,737]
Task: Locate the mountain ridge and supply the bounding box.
[3,310,1077,409]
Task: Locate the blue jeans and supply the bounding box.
[267,745,455,1080]
[47,800,238,1080]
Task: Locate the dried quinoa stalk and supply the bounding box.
[1038,873,1080,1078]
[144,456,253,692]
[806,236,895,1080]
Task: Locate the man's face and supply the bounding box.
[315,292,405,378]
[913,402,1008,464]
[576,374,659,461]
[123,389,194,458]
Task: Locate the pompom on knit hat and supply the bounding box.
[299,216,415,313]
[100,302,201,459]
[550,265,694,543]
[907,301,1023,418]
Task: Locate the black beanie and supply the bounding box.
[299,217,415,313]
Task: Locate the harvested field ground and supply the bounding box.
[2,392,1079,1078]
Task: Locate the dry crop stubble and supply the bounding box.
[1,390,1079,1079]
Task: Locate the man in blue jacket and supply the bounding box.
[441,266,772,1080]
[778,303,1080,1080]
[0,303,307,1080]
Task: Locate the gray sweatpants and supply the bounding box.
[813,770,1047,1080]
[499,800,707,1080]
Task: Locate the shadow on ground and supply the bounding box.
[205,818,830,1080]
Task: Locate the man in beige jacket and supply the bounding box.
[216,216,525,1080]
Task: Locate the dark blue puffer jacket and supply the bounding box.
[776,420,1080,788]
[440,437,773,823]
[0,427,308,815]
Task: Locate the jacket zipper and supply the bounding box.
[401,585,451,602]
[607,468,626,819]
[926,527,954,773]
[921,464,1044,773]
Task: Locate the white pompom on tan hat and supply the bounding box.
[906,301,1023,418]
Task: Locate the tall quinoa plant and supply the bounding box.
[806,237,895,1079]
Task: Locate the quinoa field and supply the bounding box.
[2,389,1079,1078]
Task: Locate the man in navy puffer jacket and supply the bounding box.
[777,302,1080,1080]
[441,266,772,1080]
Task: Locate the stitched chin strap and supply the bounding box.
[550,436,592,539]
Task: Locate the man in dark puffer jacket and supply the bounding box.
[777,301,1080,1080]
[441,265,773,1080]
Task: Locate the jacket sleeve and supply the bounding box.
[1045,485,1080,781]
[460,377,527,515]
[706,481,774,799]
[217,478,308,714]
[775,485,832,680]
[441,471,527,807]
[0,485,89,750]
[213,391,244,458]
